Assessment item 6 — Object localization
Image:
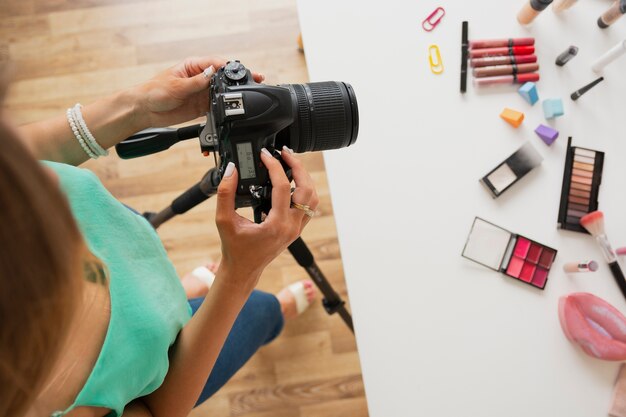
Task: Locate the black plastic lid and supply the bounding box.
[530,0,554,11]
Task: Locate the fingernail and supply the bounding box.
[282,145,294,154]
[203,65,215,79]
[261,148,272,157]
[223,162,235,177]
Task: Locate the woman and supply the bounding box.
[0,57,318,417]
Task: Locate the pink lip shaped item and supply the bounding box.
[559,292,626,361]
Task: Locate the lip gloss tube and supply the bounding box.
[598,0,626,28]
[469,38,535,49]
[470,54,537,68]
[473,73,540,87]
[473,63,539,78]
[469,46,535,59]
[518,0,554,25]
[564,261,599,272]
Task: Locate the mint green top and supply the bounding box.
[45,162,192,417]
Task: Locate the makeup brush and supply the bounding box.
[580,211,626,300]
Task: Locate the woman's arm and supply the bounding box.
[17,57,263,165]
[141,149,319,417]
[18,89,143,166]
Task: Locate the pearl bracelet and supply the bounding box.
[66,108,97,159]
[71,103,109,157]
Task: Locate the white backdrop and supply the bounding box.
[297,1,626,416]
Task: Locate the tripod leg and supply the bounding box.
[147,168,221,229]
[288,237,354,333]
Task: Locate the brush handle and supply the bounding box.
[609,261,626,300]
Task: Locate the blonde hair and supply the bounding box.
[0,107,85,415]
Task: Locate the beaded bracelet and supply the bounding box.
[72,103,109,157]
[66,108,97,159]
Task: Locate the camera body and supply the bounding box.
[201,60,358,208]
[201,61,295,207]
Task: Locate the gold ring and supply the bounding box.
[290,202,315,218]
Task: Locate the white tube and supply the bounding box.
[592,39,626,72]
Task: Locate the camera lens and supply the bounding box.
[280,81,359,153]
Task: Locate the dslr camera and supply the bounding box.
[200,60,359,208]
[117,60,359,210]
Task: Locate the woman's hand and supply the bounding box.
[215,147,319,292]
[133,57,265,129]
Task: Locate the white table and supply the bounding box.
[297,1,626,416]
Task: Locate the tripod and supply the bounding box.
[140,163,355,333]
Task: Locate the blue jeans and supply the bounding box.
[189,290,284,405]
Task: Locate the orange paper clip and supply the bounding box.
[429,44,444,74]
[422,7,445,32]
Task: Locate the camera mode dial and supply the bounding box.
[224,61,247,83]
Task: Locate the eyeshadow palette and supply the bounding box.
[480,142,543,198]
[462,217,557,289]
[557,137,604,234]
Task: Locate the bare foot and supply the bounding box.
[276,280,316,320]
[180,262,219,299]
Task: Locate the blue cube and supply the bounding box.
[518,82,539,105]
[542,98,564,119]
[534,124,559,145]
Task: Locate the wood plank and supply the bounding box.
[299,396,369,417]
[47,0,250,35]
[275,351,363,385]
[9,45,138,81]
[229,374,364,416]
[0,15,50,41]
[33,0,147,14]
[0,0,34,18]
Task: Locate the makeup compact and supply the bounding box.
[557,137,604,233]
[480,142,543,198]
[462,217,557,289]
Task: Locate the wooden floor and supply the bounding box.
[2,1,368,416]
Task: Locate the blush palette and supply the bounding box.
[557,137,604,234]
[462,217,557,290]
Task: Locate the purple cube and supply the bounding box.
[535,124,559,146]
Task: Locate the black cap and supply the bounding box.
[530,0,554,12]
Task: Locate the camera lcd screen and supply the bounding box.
[236,142,256,180]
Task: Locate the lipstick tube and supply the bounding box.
[469,38,535,49]
[469,46,535,59]
[473,63,539,78]
[470,54,537,68]
[473,73,540,87]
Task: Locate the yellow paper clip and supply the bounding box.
[429,44,443,74]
